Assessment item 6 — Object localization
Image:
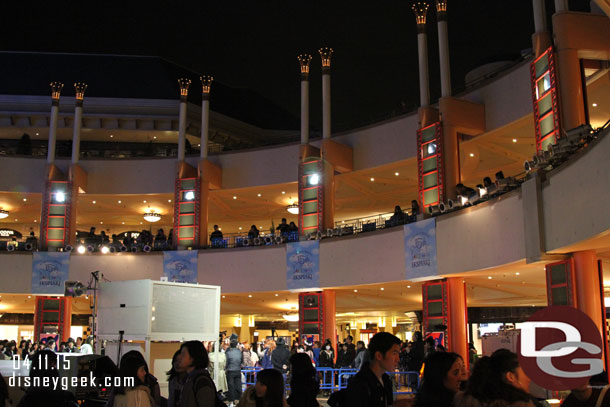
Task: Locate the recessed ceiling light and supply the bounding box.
[35,132,39,136]
[23,198,27,202]
[407,285,411,288]
[370,177,375,182]
[515,272,520,275]
[394,172,399,176]
[239,227,242,230]
[353,289,358,292]
[218,228,221,231]
[512,138,517,143]
[592,103,598,107]
[140,222,143,224]
[100,221,103,224]
[257,193,261,197]
[380,287,384,291]
[118,200,122,204]
[282,191,286,194]
[233,196,237,199]
[488,276,492,279]
[275,293,279,296]
[259,226,262,228]
[92,201,96,204]
[143,200,147,203]
[197,144,201,147]
[34,219,37,222]
[469,153,475,157]
[15,219,18,221]
[122,222,125,225]
[153,136,157,139]
[222,295,226,299]
[110,134,114,138]
[248,294,252,298]
[168,199,172,203]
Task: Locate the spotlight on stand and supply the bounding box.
[448,198,462,210]
[77,245,86,254]
[100,246,109,254]
[264,236,273,245]
[109,246,117,253]
[524,159,536,173]
[477,184,488,200]
[483,177,498,197]
[65,245,74,252]
[64,281,86,297]
[87,245,95,253]
[25,243,33,251]
[427,205,441,216]
[274,236,283,245]
[7,244,15,252]
[143,245,152,253]
[564,124,592,146]
[439,202,448,213]
[120,245,128,252]
[495,171,518,192]
[243,238,250,246]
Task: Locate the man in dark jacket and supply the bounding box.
[345,332,411,407]
[271,337,291,374]
[225,338,243,403]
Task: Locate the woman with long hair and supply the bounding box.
[238,368,287,407]
[415,351,465,407]
[455,349,534,407]
[287,353,319,407]
[177,340,218,407]
[113,352,154,407]
[167,349,186,407]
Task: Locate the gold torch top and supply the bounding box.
[436,0,447,20]
[178,78,192,101]
[318,47,333,70]
[200,75,214,95]
[74,82,87,101]
[298,54,312,77]
[50,82,64,101]
[412,2,430,25]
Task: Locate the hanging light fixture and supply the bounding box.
[0,210,8,219]
[286,203,299,215]
[143,210,161,223]
[282,313,299,322]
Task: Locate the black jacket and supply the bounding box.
[271,345,291,373]
[344,362,393,407]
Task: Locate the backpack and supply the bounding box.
[192,371,227,407]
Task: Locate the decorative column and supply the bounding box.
[177,78,191,161]
[298,54,312,145]
[447,277,469,368]
[413,2,430,107]
[47,82,63,164]
[554,0,568,13]
[436,1,451,98]
[200,75,213,159]
[532,0,551,56]
[319,47,333,140]
[71,83,87,165]
[573,251,604,340]
[298,291,336,350]
[197,76,222,248]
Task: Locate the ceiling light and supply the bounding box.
[140,222,143,224]
[144,212,161,223]
[259,226,262,228]
[23,198,27,202]
[512,138,517,143]
[110,134,114,138]
[380,287,384,291]
[394,172,399,176]
[239,227,242,230]
[92,200,96,204]
[184,191,195,201]
[257,193,261,197]
[275,293,279,296]
[248,294,252,298]
[488,276,492,279]
[469,153,475,157]
[168,199,172,202]
[353,289,358,293]
[0,210,8,219]
[282,314,299,322]
[14,219,18,221]
[35,132,39,136]
[100,221,103,224]
[515,272,520,275]
[592,103,598,107]
[407,285,411,288]
[233,196,237,200]
[370,177,375,182]
[34,220,37,223]
[282,191,286,194]
[286,203,299,215]
[118,200,121,204]
[143,200,147,203]
[122,222,125,225]
[153,136,157,139]
[222,295,226,299]
[309,174,319,185]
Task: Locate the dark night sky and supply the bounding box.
[1,1,589,131]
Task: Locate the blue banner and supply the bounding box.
[163,250,198,283]
[404,218,438,280]
[31,252,71,295]
[286,240,320,290]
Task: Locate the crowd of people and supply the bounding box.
[2,331,609,407]
[0,336,94,361]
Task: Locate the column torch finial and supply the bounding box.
[412,2,430,28]
[318,47,333,72]
[200,75,213,100]
[50,82,64,105]
[298,54,312,78]
[436,0,447,20]
[178,78,192,101]
[74,82,87,106]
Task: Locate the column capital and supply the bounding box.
[74,82,87,107]
[318,47,333,73]
[412,1,429,32]
[178,78,192,102]
[436,0,447,21]
[298,54,312,79]
[50,82,64,106]
[200,75,213,100]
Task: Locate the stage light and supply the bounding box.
[77,245,86,254]
[477,184,488,198]
[184,191,195,201]
[55,191,66,203]
[286,203,299,215]
[427,205,441,215]
[100,246,109,254]
[459,195,469,206]
[309,173,319,185]
[439,202,448,213]
[0,210,8,219]
[64,281,86,297]
[448,198,462,210]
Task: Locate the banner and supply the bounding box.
[163,250,198,284]
[286,240,320,290]
[404,218,438,280]
[31,252,70,295]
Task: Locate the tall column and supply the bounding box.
[47,82,64,164]
[554,0,569,12]
[436,1,451,98]
[573,251,604,340]
[447,277,469,368]
[319,47,333,140]
[556,48,587,131]
[177,78,191,161]
[298,54,312,145]
[413,2,430,107]
[199,75,213,159]
[322,290,337,349]
[532,0,552,56]
[71,83,87,165]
